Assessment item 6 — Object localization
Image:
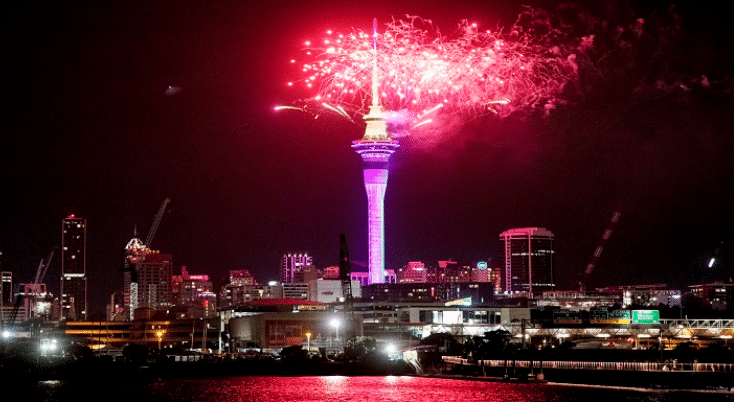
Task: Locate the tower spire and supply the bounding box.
[371,18,379,107]
[361,19,390,142]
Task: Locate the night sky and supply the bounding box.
[3,0,733,318]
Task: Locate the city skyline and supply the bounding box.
[2,0,733,316]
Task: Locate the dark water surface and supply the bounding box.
[33,376,734,402]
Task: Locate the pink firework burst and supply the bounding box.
[284,15,578,132]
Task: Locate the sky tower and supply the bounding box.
[351,19,399,285]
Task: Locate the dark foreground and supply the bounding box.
[1,355,414,381]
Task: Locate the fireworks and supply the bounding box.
[282,15,579,133]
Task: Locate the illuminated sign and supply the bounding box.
[631,310,660,324]
[553,309,582,324]
[590,309,631,324]
[477,261,488,270]
[445,297,472,307]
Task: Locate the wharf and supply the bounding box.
[441,357,734,390]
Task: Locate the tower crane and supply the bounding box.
[124,197,170,320]
[579,202,623,292]
[6,247,56,329]
[339,234,354,338]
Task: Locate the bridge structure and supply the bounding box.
[372,319,734,346]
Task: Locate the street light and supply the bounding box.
[330,318,341,346]
[305,331,312,352]
[156,330,166,350]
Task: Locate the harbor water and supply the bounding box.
[31,376,734,402]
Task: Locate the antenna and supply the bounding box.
[371,18,379,106]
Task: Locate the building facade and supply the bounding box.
[60,215,87,321]
[220,283,284,306]
[280,253,313,284]
[125,250,173,315]
[361,282,495,304]
[307,279,362,303]
[398,262,428,283]
[688,282,734,310]
[172,266,212,305]
[500,227,555,294]
[229,270,257,286]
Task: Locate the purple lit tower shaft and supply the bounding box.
[352,104,399,285]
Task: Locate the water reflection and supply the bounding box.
[35,376,734,402]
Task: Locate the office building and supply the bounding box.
[281,253,313,284]
[60,215,87,321]
[125,250,173,314]
[172,266,213,306]
[500,227,555,294]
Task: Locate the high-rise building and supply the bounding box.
[500,227,555,294]
[60,215,87,321]
[281,253,313,284]
[124,250,172,315]
[172,266,213,306]
[1,271,11,305]
[352,92,399,285]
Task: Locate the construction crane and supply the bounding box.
[579,202,623,292]
[31,247,56,318]
[7,247,56,329]
[124,197,170,320]
[33,247,56,286]
[339,234,354,337]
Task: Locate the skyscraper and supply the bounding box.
[125,250,172,314]
[500,227,555,294]
[60,215,87,321]
[352,100,399,285]
[281,253,313,284]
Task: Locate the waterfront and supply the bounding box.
[30,376,734,402]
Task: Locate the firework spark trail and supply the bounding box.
[284,16,578,133]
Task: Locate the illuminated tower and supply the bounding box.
[351,114,398,285]
[352,20,400,285]
[61,215,87,321]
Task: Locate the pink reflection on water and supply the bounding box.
[218,376,551,402]
[39,376,719,402]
